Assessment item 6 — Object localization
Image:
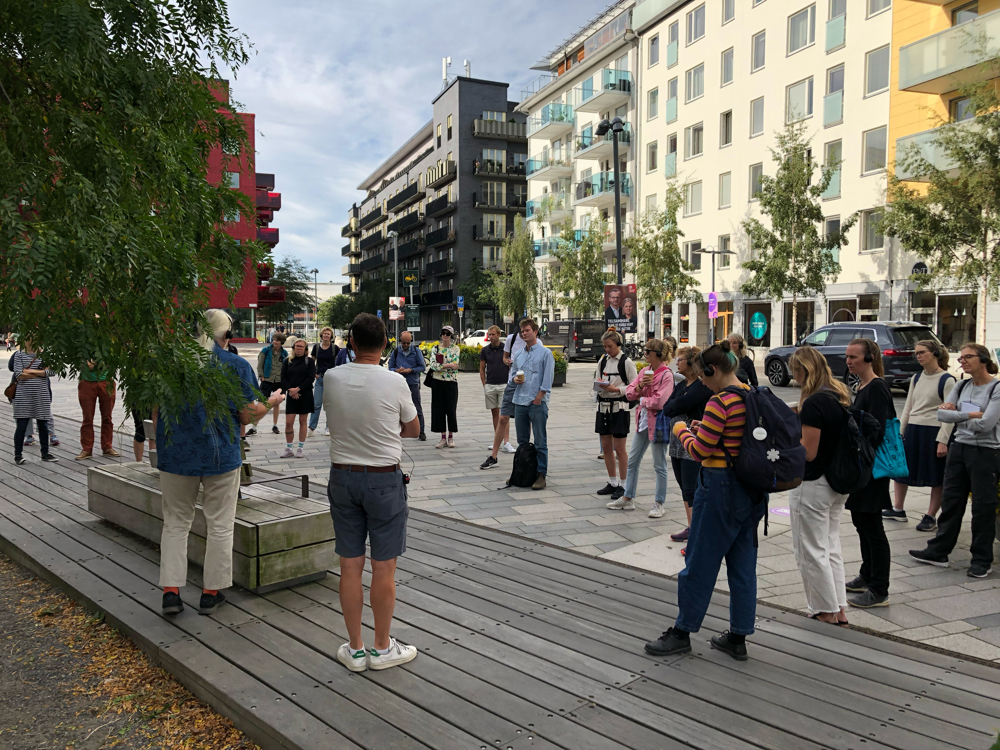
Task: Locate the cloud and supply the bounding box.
[219,0,612,286]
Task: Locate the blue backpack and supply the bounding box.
[722,385,806,496]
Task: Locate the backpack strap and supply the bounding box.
[938,372,955,402]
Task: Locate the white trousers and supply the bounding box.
[158,468,241,591]
[789,475,849,614]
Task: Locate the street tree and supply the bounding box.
[493,214,537,320]
[740,120,856,343]
[456,259,497,329]
[318,294,358,331]
[0,0,261,424]
[260,256,315,326]
[550,217,613,318]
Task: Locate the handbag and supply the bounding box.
[5,356,39,404]
[872,417,909,479]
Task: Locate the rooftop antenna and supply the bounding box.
[442,57,451,90]
[463,59,471,78]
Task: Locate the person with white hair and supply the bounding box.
[156,309,285,617]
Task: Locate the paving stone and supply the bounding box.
[511,502,575,515]
[909,589,1000,620]
[902,585,973,602]
[866,603,944,629]
[891,625,949,641]
[561,530,627,546]
[921,633,1000,660]
[968,627,1000,648]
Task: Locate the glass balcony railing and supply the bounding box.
[665,96,677,124]
[895,119,976,181]
[574,70,633,110]
[533,239,562,258]
[575,123,632,155]
[666,39,678,67]
[526,192,570,220]
[526,154,571,177]
[519,73,557,103]
[664,152,676,178]
[823,91,843,127]
[527,103,574,137]
[574,172,633,203]
[899,9,1000,94]
[826,14,845,52]
[822,167,841,200]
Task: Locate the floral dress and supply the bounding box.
[428,344,460,382]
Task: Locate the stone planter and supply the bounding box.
[552,371,567,387]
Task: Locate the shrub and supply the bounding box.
[553,350,568,375]
[459,345,481,370]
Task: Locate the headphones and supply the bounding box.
[697,351,715,377]
[863,339,875,364]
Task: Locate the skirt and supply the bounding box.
[899,424,946,487]
[595,404,631,437]
[285,390,315,415]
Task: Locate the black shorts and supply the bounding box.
[259,381,280,398]
[595,407,631,438]
[131,409,151,443]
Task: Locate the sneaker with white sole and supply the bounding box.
[279,447,295,458]
[501,442,516,454]
[648,504,665,519]
[367,637,417,670]
[295,447,305,458]
[606,497,636,511]
[337,643,368,672]
[447,437,456,448]
[245,427,257,436]
[308,428,315,435]
[324,428,331,437]
[435,438,447,449]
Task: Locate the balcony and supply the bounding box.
[527,103,574,140]
[343,263,360,275]
[526,192,570,223]
[426,226,456,248]
[359,230,383,251]
[899,10,1000,94]
[360,254,385,272]
[360,205,385,229]
[519,73,556,103]
[473,118,527,141]
[664,152,676,178]
[574,172,633,208]
[341,223,352,239]
[397,238,424,260]
[574,123,632,161]
[473,160,527,178]
[256,173,275,190]
[666,39,677,67]
[386,211,424,235]
[426,194,457,218]
[574,70,633,114]
[426,259,456,276]
[421,289,454,306]
[426,160,457,189]
[665,96,677,124]
[822,166,841,199]
[895,120,976,182]
[823,91,843,127]
[526,153,573,180]
[341,283,353,295]
[341,243,353,257]
[258,191,282,211]
[386,182,425,213]
[257,227,279,246]
[256,285,285,306]
[533,239,562,263]
[826,14,845,53]
[473,223,508,242]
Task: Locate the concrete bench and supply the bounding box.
[87,462,336,593]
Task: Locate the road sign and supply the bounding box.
[457,295,465,312]
[400,268,420,286]
[708,292,718,320]
[377,309,382,319]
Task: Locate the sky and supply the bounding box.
[220,0,612,287]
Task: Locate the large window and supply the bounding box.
[938,294,977,351]
[788,5,816,54]
[684,239,703,270]
[868,0,891,17]
[860,209,884,252]
[750,163,764,199]
[686,64,705,102]
[953,3,978,25]
[831,0,847,17]
[752,31,766,72]
[719,172,732,208]
[723,0,736,24]
[750,97,765,137]
[224,171,240,188]
[721,48,734,86]
[865,46,890,95]
[719,234,732,268]
[824,216,842,263]
[684,182,703,217]
[786,77,814,123]
[824,139,842,197]
[647,141,659,172]
[648,88,659,119]
[720,110,733,147]
[645,194,658,215]
[685,122,704,159]
[828,64,845,96]
[951,96,974,122]
[649,34,660,66]
[687,4,706,44]
[862,126,887,173]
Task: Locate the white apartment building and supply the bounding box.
[516,1,641,325]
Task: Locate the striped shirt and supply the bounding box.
[671,386,748,468]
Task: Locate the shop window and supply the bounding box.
[858,293,879,321]
[783,301,815,345]
[938,294,977,352]
[679,303,691,343]
[909,290,936,329]
[828,298,857,322]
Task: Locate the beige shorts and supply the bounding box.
[484,383,507,410]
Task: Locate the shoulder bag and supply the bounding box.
[5,356,40,404]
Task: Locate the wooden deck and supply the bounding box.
[0,409,998,749]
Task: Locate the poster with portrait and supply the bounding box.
[603,284,638,334]
[388,296,405,321]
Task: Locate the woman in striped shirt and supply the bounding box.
[644,340,767,662]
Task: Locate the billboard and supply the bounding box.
[389,297,405,321]
[603,283,638,334]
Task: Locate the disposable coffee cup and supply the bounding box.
[516,370,525,382]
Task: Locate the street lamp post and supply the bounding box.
[596,117,626,284]
[389,231,399,343]
[310,268,319,338]
[694,245,734,345]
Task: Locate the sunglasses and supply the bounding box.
[644,348,658,355]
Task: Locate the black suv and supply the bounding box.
[764,321,943,390]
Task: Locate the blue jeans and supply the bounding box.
[675,467,766,636]
[623,429,668,504]
[407,382,425,433]
[24,416,57,442]
[308,376,327,431]
[514,402,548,475]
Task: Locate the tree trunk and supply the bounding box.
[791,292,798,346]
[980,275,988,345]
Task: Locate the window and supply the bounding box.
[867,0,890,17]
[647,141,659,172]
[752,31,766,72]
[786,78,814,123]
[224,171,240,188]
[447,115,452,140]
[723,0,735,24]
[865,46,890,95]
[750,163,764,199]
[649,35,660,66]
[824,139,842,197]
[862,126,887,173]
[788,6,816,56]
[861,209,884,252]
[719,172,732,207]
[953,3,978,25]
[721,48,734,86]
[482,111,506,121]
[750,97,765,137]
[687,4,706,44]
[719,235,732,268]
[824,216,841,263]
[685,123,704,159]
[225,209,240,223]
[436,124,442,148]
[830,0,846,18]
[684,182,703,216]
[720,110,733,147]
[827,64,845,96]
[648,88,659,119]
[684,240,703,270]
[667,77,678,101]
[951,96,974,121]
[685,64,705,102]
[645,194,658,215]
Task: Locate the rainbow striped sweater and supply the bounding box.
[671,386,748,468]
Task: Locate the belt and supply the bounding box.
[332,463,399,473]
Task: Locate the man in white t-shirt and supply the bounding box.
[323,313,420,673]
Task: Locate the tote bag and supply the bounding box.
[872,417,908,480]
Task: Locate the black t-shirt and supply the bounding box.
[480,343,509,385]
[800,391,848,482]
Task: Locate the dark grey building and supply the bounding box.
[342,75,527,336]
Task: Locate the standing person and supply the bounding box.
[843,338,894,608]
[728,333,758,387]
[279,338,316,458]
[11,341,58,465]
[480,326,510,450]
[597,329,639,504]
[619,339,674,517]
[887,340,955,531]
[256,332,288,435]
[910,343,1000,579]
[323,313,420,671]
[511,318,554,490]
[644,341,765,661]
[14,352,59,447]
[157,310,283,615]
[130,408,155,462]
[787,347,852,626]
[662,346,713,552]
[427,326,460,448]
[480,328,522,469]
[75,359,120,459]
[309,327,339,437]
[388,331,426,441]
[335,343,356,366]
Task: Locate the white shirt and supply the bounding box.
[504,333,526,383]
[323,363,417,466]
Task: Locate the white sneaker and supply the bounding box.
[648,504,665,519]
[324,428,330,437]
[606,497,636,511]
[367,637,417,670]
[447,437,456,448]
[435,438,447,449]
[295,447,304,458]
[501,442,516,454]
[337,643,368,672]
[308,428,315,435]
[279,447,294,458]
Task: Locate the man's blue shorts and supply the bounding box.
[328,466,408,561]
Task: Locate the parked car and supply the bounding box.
[763,321,943,391]
[571,319,607,360]
[466,329,491,348]
[539,321,573,356]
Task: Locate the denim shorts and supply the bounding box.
[327,466,408,561]
[500,382,517,417]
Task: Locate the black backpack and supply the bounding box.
[825,398,882,495]
[597,353,638,408]
[507,443,538,487]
